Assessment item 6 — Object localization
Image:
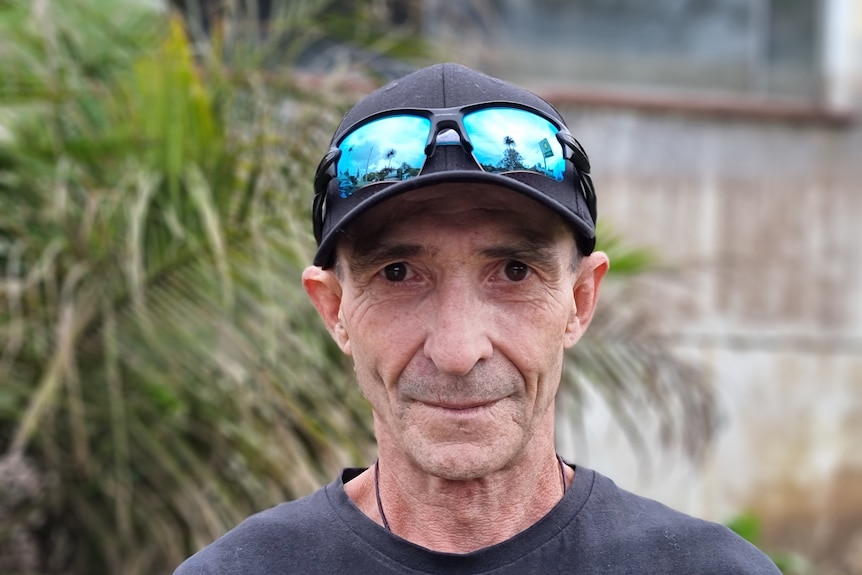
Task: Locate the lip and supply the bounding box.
[421,399,499,412]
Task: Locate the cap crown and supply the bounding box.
[313,63,597,268]
[332,63,567,143]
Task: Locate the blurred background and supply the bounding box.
[0,1,860,574]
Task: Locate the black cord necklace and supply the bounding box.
[374,459,392,531]
[373,456,568,532]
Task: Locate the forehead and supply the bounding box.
[340,183,573,256]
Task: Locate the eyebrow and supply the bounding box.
[346,243,427,278]
[346,235,564,278]
[480,238,563,273]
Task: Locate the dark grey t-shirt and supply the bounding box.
[174,466,780,574]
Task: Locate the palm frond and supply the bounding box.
[560,228,716,465]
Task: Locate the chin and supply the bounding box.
[408,439,523,481]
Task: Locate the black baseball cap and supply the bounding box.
[311,62,597,268]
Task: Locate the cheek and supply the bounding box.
[346,300,426,384]
[493,301,569,392]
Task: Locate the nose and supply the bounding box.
[422,279,494,376]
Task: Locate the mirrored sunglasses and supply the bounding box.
[317,103,590,200]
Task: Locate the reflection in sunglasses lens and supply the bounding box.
[464,108,565,182]
[334,108,565,197]
[337,115,431,197]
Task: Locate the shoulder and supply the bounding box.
[173,485,337,575]
[575,469,781,574]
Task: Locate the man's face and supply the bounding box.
[304,183,607,480]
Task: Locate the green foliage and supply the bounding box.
[726,512,815,575]
[0,0,374,572]
[727,511,763,544]
[316,0,431,63]
[594,220,657,276]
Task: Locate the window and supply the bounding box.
[419,0,821,103]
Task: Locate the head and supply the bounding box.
[303,63,608,480]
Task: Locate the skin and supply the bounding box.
[303,183,609,553]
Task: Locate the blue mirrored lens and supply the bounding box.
[463,108,565,181]
[336,115,431,198]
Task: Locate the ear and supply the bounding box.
[302,265,352,355]
[563,251,609,348]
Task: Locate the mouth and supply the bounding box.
[421,399,500,412]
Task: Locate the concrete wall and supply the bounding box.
[558,104,862,572]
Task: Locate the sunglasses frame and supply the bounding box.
[313,101,595,244]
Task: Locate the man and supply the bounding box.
[175,63,779,574]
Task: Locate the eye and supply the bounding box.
[382,262,410,282]
[503,260,530,282]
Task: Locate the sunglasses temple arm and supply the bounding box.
[312,148,341,243]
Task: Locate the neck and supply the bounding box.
[345,439,571,553]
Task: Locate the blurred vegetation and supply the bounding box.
[0,0,715,573]
[727,512,815,575]
[0,0,370,571]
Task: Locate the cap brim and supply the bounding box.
[313,170,596,268]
